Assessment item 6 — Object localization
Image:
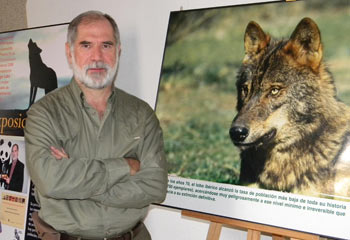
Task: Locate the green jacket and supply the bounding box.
[25,79,168,238]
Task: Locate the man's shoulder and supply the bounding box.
[18,159,24,167]
[15,160,24,169]
[114,88,156,124]
[115,88,152,111]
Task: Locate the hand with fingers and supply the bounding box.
[125,158,140,176]
[50,146,69,160]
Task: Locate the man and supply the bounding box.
[3,144,24,192]
[25,10,168,240]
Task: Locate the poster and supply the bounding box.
[0,136,30,240]
[0,23,70,136]
[156,0,350,238]
[0,24,70,240]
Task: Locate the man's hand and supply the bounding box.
[1,174,9,184]
[125,158,140,176]
[51,146,69,160]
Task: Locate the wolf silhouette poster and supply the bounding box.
[156,0,350,238]
[0,24,70,136]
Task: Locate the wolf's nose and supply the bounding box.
[229,126,249,143]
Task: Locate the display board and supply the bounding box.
[0,23,70,136]
[0,23,70,240]
[156,0,350,239]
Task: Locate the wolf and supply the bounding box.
[229,17,350,197]
[28,39,58,107]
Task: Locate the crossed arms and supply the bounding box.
[25,104,168,209]
[51,146,140,176]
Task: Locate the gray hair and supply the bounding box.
[67,10,120,48]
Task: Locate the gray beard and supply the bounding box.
[71,58,118,89]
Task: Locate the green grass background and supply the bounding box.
[156,0,350,184]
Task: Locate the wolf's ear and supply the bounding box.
[283,18,323,71]
[243,21,270,61]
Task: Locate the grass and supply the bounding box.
[157,84,240,183]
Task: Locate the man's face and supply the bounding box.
[11,145,18,161]
[66,19,120,89]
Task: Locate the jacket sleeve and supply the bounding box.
[90,109,168,208]
[24,104,130,200]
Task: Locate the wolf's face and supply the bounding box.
[230,18,333,151]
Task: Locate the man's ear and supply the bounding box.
[65,42,73,67]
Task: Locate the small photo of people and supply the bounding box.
[0,137,28,194]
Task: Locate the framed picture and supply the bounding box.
[0,135,28,239]
[156,0,350,238]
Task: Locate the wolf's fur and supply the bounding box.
[229,18,350,197]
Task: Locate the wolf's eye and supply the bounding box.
[270,88,280,96]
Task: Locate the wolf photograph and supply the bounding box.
[229,16,350,198]
[157,0,350,200]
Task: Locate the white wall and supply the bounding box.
[26,1,277,239]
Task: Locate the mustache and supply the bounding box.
[84,61,110,72]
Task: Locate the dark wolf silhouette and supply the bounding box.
[28,39,58,107]
[229,18,350,197]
